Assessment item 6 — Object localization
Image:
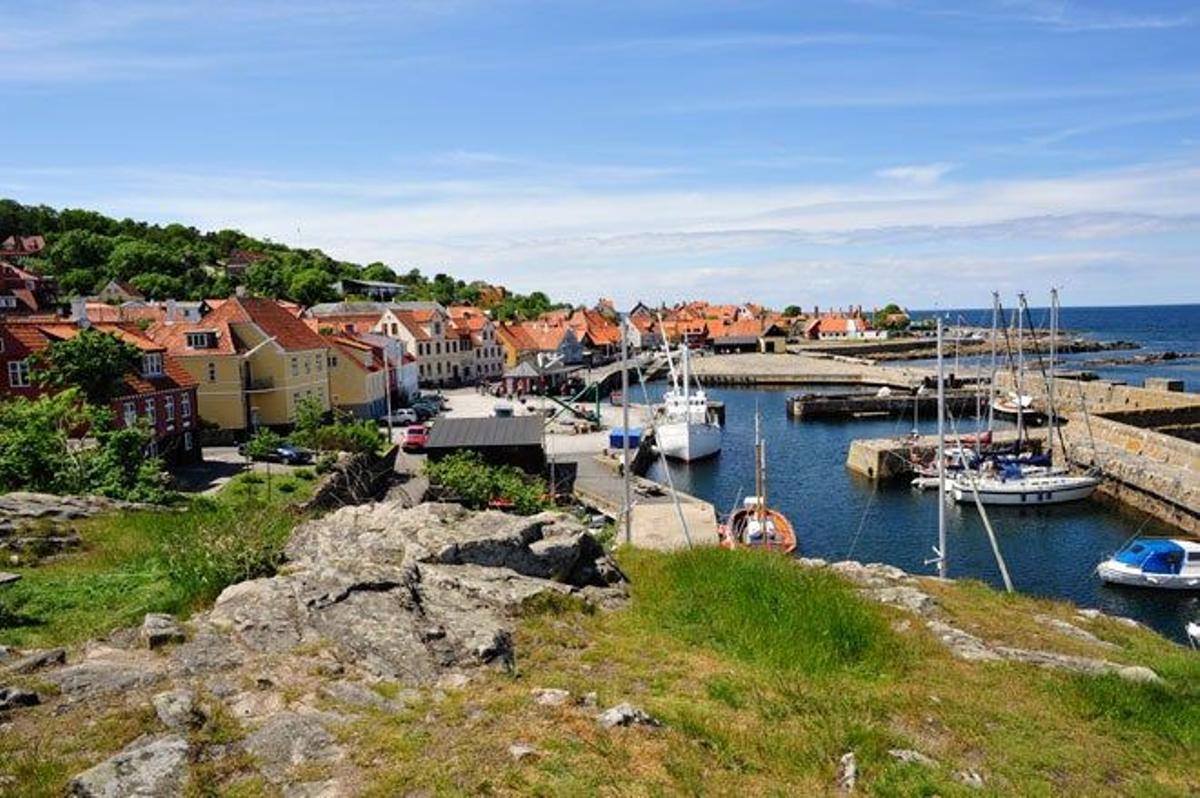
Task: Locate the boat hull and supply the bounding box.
[718,507,796,554]
[656,421,722,462]
[1097,561,1200,590]
[951,476,1100,505]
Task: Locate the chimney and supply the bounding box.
[166,299,178,324]
[70,298,90,328]
[235,285,247,298]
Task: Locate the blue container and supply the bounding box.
[609,427,642,449]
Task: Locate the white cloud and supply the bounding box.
[875,162,957,185]
[5,157,1199,307]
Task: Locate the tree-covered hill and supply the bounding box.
[0,198,560,316]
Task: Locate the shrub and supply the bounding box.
[275,480,297,494]
[239,472,264,485]
[424,451,549,515]
[314,453,337,474]
[243,428,284,461]
[294,468,316,481]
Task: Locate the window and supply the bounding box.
[142,353,164,377]
[328,355,338,368]
[316,357,322,372]
[165,396,175,422]
[183,431,193,451]
[123,401,136,427]
[145,399,156,425]
[207,362,217,382]
[181,393,192,419]
[1188,552,1200,562]
[185,332,214,349]
[345,323,356,333]
[0,296,15,309]
[305,357,311,374]
[291,357,299,377]
[7,359,30,387]
[433,322,441,335]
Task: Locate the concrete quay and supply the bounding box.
[846,429,1044,481]
[690,352,933,390]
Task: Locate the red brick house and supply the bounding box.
[0,318,201,464]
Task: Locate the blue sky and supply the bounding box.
[2,0,1198,308]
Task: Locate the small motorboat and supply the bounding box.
[1097,538,1200,589]
[991,392,1047,426]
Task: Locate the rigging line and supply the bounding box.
[1020,296,1070,460]
[847,391,910,561]
[633,356,693,549]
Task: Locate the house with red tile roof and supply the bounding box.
[0,314,201,464]
[565,308,622,361]
[145,296,330,431]
[322,334,388,419]
[0,261,58,316]
[708,318,789,354]
[0,235,46,258]
[496,319,583,367]
[447,305,504,382]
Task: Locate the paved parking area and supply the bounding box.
[173,446,308,494]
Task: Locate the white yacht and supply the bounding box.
[656,343,721,461]
[1097,538,1200,589]
[951,466,1101,506]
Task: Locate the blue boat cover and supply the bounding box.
[1114,538,1185,575]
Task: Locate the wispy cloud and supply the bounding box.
[8,157,1198,305]
[876,162,957,185]
[854,0,1194,32]
[589,31,914,52]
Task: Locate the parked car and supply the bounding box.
[402,425,430,451]
[381,409,419,426]
[237,442,314,465]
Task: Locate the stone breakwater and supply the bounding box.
[1,502,626,797]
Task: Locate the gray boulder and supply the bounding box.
[242,711,341,784]
[152,689,203,731]
[2,646,66,674]
[0,685,39,712]
[69,735,189,797]
[141,614,186,649]
[596,702,660,729]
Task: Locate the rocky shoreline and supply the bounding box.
[872,337,1140,362]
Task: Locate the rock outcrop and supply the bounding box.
[8,501,624,796]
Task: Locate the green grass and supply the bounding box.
[0,471,314,648]
[625,545,898,676]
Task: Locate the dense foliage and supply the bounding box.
[31,328,142,405]
[873,302,911,329]
[289,396,385,454]
[0,198,562,315]
[424,450,549,515]
[0,390,172,503]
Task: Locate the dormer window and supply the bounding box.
[0,296,17,309]
[142,353,164,377]
[185,331,217,349]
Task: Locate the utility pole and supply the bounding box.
[383,344,394,443]
[621,317,631,546]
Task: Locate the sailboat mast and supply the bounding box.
[1048,288,1057,465]
[754,410,763,518]
[1016,295,1025,444]
[988,292,998,432]
[936,316,947,579]
[681,342,690,406]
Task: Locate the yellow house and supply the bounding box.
[323,334,388,419]
[147,297,331,431]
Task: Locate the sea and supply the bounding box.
[645,304,1200,643]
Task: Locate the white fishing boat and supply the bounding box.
[1097,538,1200,589]
[656,341,721,461]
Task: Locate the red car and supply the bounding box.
[402,425,429,451]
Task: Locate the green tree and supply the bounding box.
[47,229,114,273]
[245,260,288,297]
[31,329,142,405]
[58,268,103,298]
[129,272,185,300]
[783,305,803,317]
[361,262,397,283]
[288,268,336,307]
[107,239,178,280]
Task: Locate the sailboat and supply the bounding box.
[718,409,796,553]
[656,341,722,461]
[953,289,1100,506]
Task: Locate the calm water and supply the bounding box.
[909,303,1200,392]
[644,308,1200,642]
